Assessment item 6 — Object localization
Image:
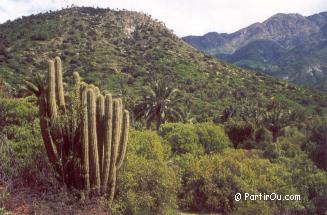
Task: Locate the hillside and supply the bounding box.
[0,7,326,121]
[183,12,327,91]
[1,7,327,215]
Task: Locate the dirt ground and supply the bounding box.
[1,187,109,215]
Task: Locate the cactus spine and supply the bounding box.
[27,57,129,202]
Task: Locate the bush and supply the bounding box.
[112,130,179,215]
[159,123,204,155]
[307,118,327,171]
[174,149,304,214]
[225,120,254,148]
[0,96,57,189]
[269,127,307,159]
[30,32,49,41]
[127,130,171,161]
[254,127,272,145]
[194,123,231,153]
[239,127,273,150]
[159,123,231,155]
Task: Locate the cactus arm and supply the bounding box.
[30,57,130,197]
[116,110,129,170]
[87,88,101,194]
[108,99,121,202]
[96,94,105,178]
[38,94,62,177]
[71,72,81,143]
[81,87,90,191]
[48,60,57,119]
[23,80,40,96]
[94,87,100,97]
[101,93,113,192]
[54,56,66,110]
[73,72,81,102]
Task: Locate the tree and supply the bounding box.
[262,99,291,141]
[134,78,184,130]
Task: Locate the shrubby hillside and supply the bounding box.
[0,7,327,215]
[0,7,326,120]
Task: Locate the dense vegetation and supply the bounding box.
[1,91,327,214]
[0,6,327,215]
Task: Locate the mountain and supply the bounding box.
[183,12,327,91]
[0,7,326,120]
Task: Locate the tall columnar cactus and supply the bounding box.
[54,57,65,110]
[25,57,129,201]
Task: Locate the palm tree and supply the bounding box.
[134,79,184,130]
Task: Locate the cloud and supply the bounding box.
[1,0,327,36]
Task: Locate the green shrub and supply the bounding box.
[159,123,230,155]
[275,127,306,158]
[175,149,304,214]
[0,96,38,129]
[127,130,171,161]
[240,127,273,150]
[263,143,280,159]
[254,127,273,145]
[159,123,204,155]
[112,130,179,215]
[307,118,327,171]
[224,120,255,148]
[194,123,231,153]
[0,96,57,188]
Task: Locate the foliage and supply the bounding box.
[133,77,184,130]
[0,6,327,215]
[174,150,303,214]
[112,130,179,215]
[159,123,231,155]
[159,123,203,155]
[306,117,327,171]
[0,7,326,125]
[224,119,255,148]
[261,99,293,141]
[127,130,171,161]
[194,123,231,154]
[0,95,57,189]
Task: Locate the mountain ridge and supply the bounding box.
[183,11,327,91]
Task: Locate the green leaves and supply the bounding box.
[134,78,184,130]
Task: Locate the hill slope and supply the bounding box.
[183,12,327,91]
[0,7,326,120]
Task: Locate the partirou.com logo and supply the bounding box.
[234,193,301,202]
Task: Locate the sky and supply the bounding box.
[0,0,327,36]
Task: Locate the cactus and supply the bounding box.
[81,87,90,191]
[54,56,65,110]
[48,60,57,119]
[25,57,129,201]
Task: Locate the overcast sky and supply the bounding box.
[0,0,327,36]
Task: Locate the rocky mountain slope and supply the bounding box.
[0,7,326,120]
[183,12,327,91]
